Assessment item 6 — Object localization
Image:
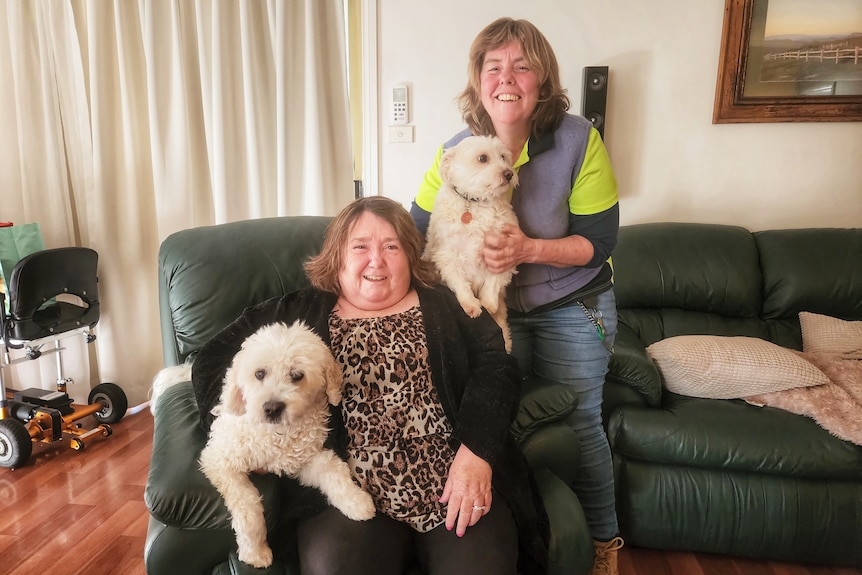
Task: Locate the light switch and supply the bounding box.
[388,125,414,143]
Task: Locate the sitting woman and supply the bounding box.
[191,196,549,575]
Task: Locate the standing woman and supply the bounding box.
[411,17,623,575]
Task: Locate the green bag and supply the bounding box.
[0,223,46,311]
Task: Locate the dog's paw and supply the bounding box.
[338,490,376,521]
[238,543,274,569]
[457,297,483,318]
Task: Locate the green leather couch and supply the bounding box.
[604,223,862,568]
[144,216,594,575]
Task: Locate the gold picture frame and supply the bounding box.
[713,0,862,123]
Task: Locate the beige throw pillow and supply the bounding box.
[646,335,829,399]
[799,311,862,358]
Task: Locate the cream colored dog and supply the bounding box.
[198,321,375,568]
[424,135,519,351]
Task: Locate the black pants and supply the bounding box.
[296,498,519,575]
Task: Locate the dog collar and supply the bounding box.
[452,186,482,203]
[452,186,481,224]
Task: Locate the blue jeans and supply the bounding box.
[509,288,619,540]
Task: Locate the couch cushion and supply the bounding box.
[606,324,663,407]
[800,311,862,357]
[645,335,829,399]
[613,223,762,318]
[158,217,331,365]
[607,394,862,479]
[755,228,862,321]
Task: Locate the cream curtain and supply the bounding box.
[0,0,354,406]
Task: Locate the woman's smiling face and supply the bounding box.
[338,211,412,311]
[479,41,540,132]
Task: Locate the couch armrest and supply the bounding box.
[534,469,594,575]
[512,376,581,482]
[520,424,581,485]
[512,376,578,443]
[606,323,662,408]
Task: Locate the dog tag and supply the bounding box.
[461,211,472,224]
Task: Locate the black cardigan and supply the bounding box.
[191,284,549,573]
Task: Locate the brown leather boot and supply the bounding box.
[590,536,624,575]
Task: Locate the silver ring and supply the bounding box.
[472,505,486,511]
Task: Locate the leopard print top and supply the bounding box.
[329,306,455,533]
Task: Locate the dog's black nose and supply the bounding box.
[263,401,286,421]
[504,170,513,182]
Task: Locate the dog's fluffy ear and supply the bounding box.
[439,147,454,184]
[323,358,345,406]
[221,366,246,415]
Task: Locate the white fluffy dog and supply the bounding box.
[196,321,375,568]
[423,135,519,351]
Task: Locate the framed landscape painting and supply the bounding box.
[713,0,862,123]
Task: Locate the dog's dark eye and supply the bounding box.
[478,154,488,163]
[255,369,267,381]
[290,370,305,383]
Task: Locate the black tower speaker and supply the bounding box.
[581,66,609,140]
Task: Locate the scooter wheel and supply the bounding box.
[0,418,32,469]
[89,382,128,424]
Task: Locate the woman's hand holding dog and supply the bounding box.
[439,444,493,537]
[483,223,533,273]
[485,223,598,270]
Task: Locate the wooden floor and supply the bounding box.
[0,408,859,575]
[0,406,152,575]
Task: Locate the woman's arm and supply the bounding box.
[483,224,594,270]
[410,144,446,235]
[419,286,522,457]
[451,301,521,462]
[482,204,619,271]
[431,289,521,535]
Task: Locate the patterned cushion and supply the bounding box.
[800,311,862,358]
[646,335,829,399]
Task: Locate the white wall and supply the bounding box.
[376,1,862,231]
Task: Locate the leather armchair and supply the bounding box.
[144,216,594,575]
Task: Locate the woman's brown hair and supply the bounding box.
[304,196,437,293]
[456,17,570,138]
